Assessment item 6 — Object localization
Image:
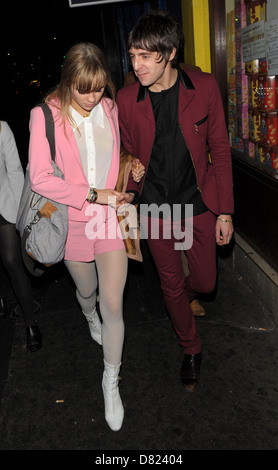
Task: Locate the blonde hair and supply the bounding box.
[45,43,115,126]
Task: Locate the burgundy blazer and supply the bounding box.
[117,69,234,216]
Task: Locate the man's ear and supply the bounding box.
[169,47,177,62]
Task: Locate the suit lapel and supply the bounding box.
[64,119,82,163]
[178,83,196,118]
[50,104,83,169]
[102,99,120,189]
[138,97,156,127]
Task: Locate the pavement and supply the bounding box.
[0,240,278,452]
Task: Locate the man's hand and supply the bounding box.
[215,215,234,245]
[131,159,145,182]
[116,192,135,206]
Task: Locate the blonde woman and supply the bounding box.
[0,120,42,351]
[28,43,144,431]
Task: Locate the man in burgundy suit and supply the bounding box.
[117,10,234,392]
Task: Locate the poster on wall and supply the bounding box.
[267,0,278,20]
[265,18,278,75]
[241,20,266,62]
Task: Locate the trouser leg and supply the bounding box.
[185,211,217,302]
[145,211,216,354]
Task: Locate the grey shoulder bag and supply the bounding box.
[16,103,68,276]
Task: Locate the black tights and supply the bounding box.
[0,222,36,326]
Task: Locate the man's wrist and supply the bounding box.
[126,190,139,205]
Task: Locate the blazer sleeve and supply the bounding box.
[1,121,24,210]
[117,86,146,197]
[206,75,234,214]
[28,106,89,210]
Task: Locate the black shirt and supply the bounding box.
[140,71,207,219]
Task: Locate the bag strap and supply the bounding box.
[22,103,56,277]
[38,103,55,162]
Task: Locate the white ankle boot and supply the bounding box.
[83,308,102,345]
[102,360,124,431]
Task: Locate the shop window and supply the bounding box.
[226,0,278,176]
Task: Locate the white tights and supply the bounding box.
[64,249,127,366]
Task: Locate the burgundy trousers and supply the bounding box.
[143,210,217,355]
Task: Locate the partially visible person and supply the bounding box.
[117,10,234,392]
[0,120,42,351]
[28,43,144,431]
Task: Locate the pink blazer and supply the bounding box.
[28,98,121,222]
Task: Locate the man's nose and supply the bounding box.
[132,57,141,70]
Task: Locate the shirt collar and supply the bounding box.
[70,102,105,128]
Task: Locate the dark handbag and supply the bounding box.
[16,103,68,276]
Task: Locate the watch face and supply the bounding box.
[89,188,95,200]
[89,188,98,202]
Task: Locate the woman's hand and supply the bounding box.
[131,159,145,183]
[215,215,234,245]
[116,192,135,206]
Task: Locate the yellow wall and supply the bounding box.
[181,0,211,73]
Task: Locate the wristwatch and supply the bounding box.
[88,187,98,203]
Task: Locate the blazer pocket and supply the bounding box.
[194,115,208,134]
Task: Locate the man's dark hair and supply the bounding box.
[127,10,184,68]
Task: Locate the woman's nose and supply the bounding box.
[88,93,96,102]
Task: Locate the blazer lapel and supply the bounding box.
[178,83,196,118]
[64,119,82,164]
[102,99,120,189]
[51,104,84,171]
[138,98,156,128]
[136,85,156,127]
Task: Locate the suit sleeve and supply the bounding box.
[2,122,24,209]
[28,106,88,210]
[206,75,234,214]
[117,90,136,156]
[117,90,145,198]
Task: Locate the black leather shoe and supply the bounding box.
[180,352,202,392]
[26,324,42,352]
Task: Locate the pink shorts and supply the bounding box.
[64,208,125,262]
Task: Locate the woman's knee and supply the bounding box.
[1,252,18,273]
[100,298,123,322]
[76,287,96,304]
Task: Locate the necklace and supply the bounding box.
[83,112,90,117]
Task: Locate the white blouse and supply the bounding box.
[70,103,113,189]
